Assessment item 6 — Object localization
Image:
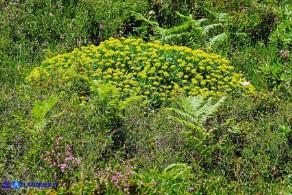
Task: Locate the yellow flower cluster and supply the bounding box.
[26,37,254,101]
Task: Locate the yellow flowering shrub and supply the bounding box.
[26,37,255,102]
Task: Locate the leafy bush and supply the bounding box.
[230,42,291,94]
[134,163,196,194]
[259,61,291,93]
[120,94,226,171]
[205,93,292,185]
[269,5,292,49]
[123,106,195,170]
[26,37,254,106]
[0,83,127,188]
[194,1,279,45]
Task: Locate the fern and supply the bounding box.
[175,11,193,20]
[131,11,203,43]
[165,95,226,140]
[197,18,209,25]
[204,8,228,23]
[218,13,228,23]
[202,23,224,36]
[31,95,58,130]
[179,95,226,124]
[235,32,248,38]
[207,32,228,47]
[163,32,191,42]
[163,21,195,35]
[130,11,159,27]
[132,10,230,49]
[194,96,226,124]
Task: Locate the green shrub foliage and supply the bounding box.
[26,37,254,105]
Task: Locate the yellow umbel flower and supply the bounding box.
[26,37,254,104]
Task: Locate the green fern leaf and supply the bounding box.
[183,95,204,111]
[197,18,208,25]
[164,21,197,35]
[202,23,223,36]
[197,96,226,124]
[31,95,58,129]
[218,13,228,22]
[166,108,196,124]
[204,8,227,22]
[168,116,203,132]
[130,11,159,27]
[163,32,191,42]
[235,32,248,38]
[165,95,226,141]
[208,32,228,47]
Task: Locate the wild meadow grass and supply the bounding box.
[0,0,291,194]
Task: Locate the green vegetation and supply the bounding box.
[0,0,291,194]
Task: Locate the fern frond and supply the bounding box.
[164,20,197,35]
[153,26,166,38]
[182,95,204,112]
[175,11,206,26]
[166,95,226,129]
[160,12,202,38]
[204,8,227,22]
[168,115,204,133]
[162,163,192,180]
[235,32,248,38]
[130,11,159,27]
[204,8,217,18]
[207,32,228,47]
[218,13,228,22]
[197,18,208,25]
[165,108,197,124]
[31,95,58,130]
[197,96,226,124]
[31,95,58,123]
[163,32,191,42]
[180,96,204,122]
[202,23,223,36]
[196,100,214,123]
[175,11,193,20]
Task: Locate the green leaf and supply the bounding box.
[202,23,223,36]
[165,95,226,143]
[207,32,228,47]
[31,95,58,129]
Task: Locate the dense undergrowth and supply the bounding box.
[0,0,291,194]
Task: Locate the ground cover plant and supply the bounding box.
[26,37,254,106]
[0,0,291,194]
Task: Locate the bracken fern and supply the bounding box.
[31,95,58,131]
[165,95,226,141]
[132,10,229,48]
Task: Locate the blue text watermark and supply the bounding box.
[2,180,58,189]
